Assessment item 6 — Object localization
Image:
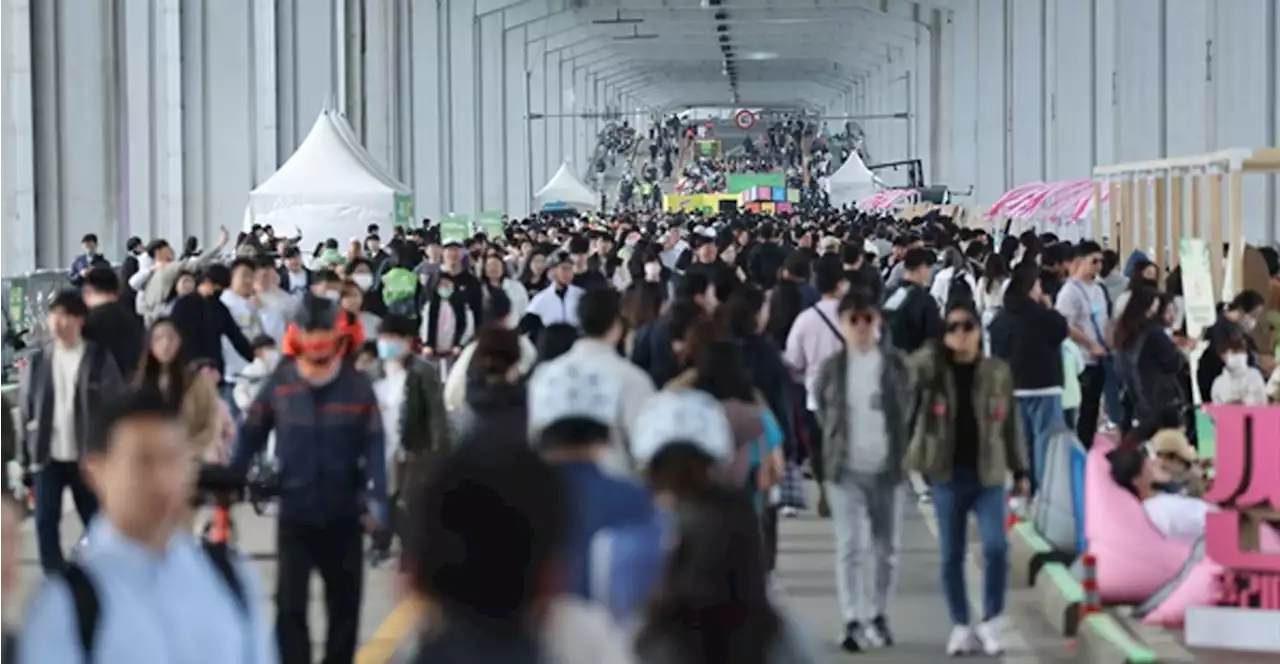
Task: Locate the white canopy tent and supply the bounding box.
[330,112,413,194]
[245,110,413,248]
[825,151,882,209]
[534,163,599,211]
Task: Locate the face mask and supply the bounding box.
[1225,353,1248,371]
[323,290,341,301]
[644,263,662,281]
[298,356,341,385]
[351,273,374,290]
[376,339,406,361]
[437,288,454,299]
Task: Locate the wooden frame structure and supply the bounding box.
[1092,147,1280,300]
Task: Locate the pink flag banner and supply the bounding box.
[1037,180,1095,222]
[857,189,914,212]
[986,182,1051,218]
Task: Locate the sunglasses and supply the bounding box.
[945,319,977,334]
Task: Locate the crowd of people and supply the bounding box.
[2,198,1278,663]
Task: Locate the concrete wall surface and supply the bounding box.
[2,0,1276,271]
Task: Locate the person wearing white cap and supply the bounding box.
[588,390,734,625]
[629,389,736,493]
[527,354,656,602]
[535,289,656,476]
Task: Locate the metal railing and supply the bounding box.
[3,269,74,383]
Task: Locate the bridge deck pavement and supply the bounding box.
[11,503,403,659]
[11,490,1079,663]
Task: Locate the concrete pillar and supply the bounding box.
[478,11,505,212]
[503,20,527,215]
[545,50,561,177]
[362,0,400,176]
[410,0,445,220]
[2,0,38,272]
[529,43,547,198]
[447,0,477,217]
[31,0,118,266]
[1009,0,1047,184]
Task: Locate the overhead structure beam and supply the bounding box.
[476,0,545,19]
[503,4,566,30]
[566,4,921,37]
[540,20,908,50]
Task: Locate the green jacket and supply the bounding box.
[904,343,1028,487]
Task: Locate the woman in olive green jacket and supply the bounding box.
[904,299,1028,657]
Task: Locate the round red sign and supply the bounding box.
[733,109,756,131]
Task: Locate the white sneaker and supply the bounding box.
[975,617,1006,655]
[780,506,799,518]
[945,626,975,656]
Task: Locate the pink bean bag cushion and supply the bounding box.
[1144,525,1280,627]
[1084,437,1193,604]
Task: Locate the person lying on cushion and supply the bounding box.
[1149,429,1208,498]
[1109,445,1211,543]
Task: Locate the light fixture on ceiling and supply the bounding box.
[592,9,643,25]
[741,51,778,61]
[613,26,659,40]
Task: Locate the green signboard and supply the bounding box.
[476,211,505,238]
[394,194,414,228]
[6,279,26,330]
[726,172,786,194]
[439,214,470,244]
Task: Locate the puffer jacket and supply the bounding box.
[903,342,1028,487]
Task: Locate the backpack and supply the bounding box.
[381,267,419,317]
[63,541,248,657]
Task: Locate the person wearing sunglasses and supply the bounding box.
[811,288,914,653]
[905,299,1028,656]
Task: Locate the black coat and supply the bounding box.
[168,293,254,377]
[989,294,1070,391]
[84,301,145,382]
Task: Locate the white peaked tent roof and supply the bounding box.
[330,112,413,193]
[251,110,410,198]
[535,162,599,209]
[827,150,878,188]
[825,151,882,208]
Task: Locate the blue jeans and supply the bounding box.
[1017,394,1063,493]
[930,467,1008,626]
[34,461,99,572]
[219,381,240,420]
[1100,357,1124,428]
